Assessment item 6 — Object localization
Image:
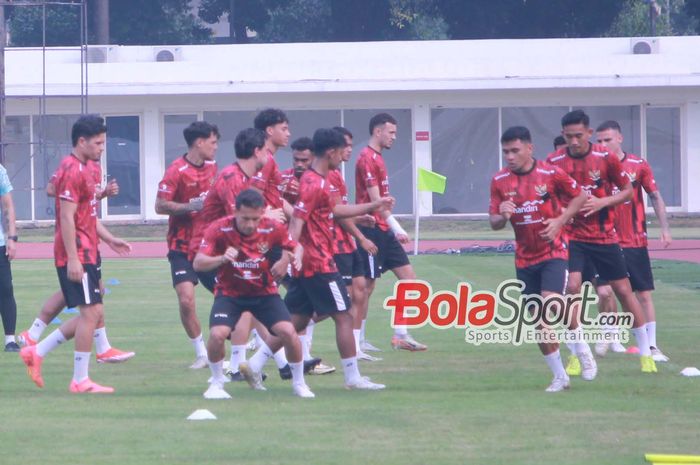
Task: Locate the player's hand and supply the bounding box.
[108,237,132,256]
[359,237,378,255]
[5,239,16,260]
[356,214,376,228]
[104,178,119,197]
[395,233,410,244]
[581,195,606,217]
[67,258,84,283]
[292,246,303,271]
[222,247,239,263]
[270,255,290,281]
[499,200,516,220]
[374,196,395,212]
[264,207,287,223]
[660,229,672,248]
[189,196,204,212]
[540,217,563,243]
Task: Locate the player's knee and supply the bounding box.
[209,326,230,345]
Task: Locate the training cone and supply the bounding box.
[51,317,62,324]
[62,307,79,314]
[107,278,121,286]
[626,346,640,354]
[187,409,217,421]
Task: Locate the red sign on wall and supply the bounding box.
[415,131,430,141]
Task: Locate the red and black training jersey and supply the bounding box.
[251,150,284,209]
[54,154,99,267]
[614,153,658,248]
[328,169,356,255]
[157,155,217,254]
[279,168,300,205]
[293,169,338,277]
[51,159,103,216]
[490,160,581,268]
[546,143,629,244]
[199,216,297,297]
[189,163,254,260]
[355,146,389,231]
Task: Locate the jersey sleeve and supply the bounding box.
[0,165,13,196]
[488,178,502,215]
[639,160,658,194]
[272,222,298,252]
[552,166,581,201]
[199,221,225,257]
[357,156,379,189]
[605,154,629,191]
[157,165,179,201]
[56,166,84,204]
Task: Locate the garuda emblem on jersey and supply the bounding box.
[257,242,269,254]
[589,169,603,187]
[625,171,638,187]
[535,184,550,201]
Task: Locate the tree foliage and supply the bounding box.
[606,0,699,37]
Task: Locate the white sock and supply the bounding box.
[290,361,305,387]
[248,342,274,373]
[93,327,111,354]
[306,320,315,340]
[360,319,366,342]
[190,334,207,358]
[252,329,264,347]
[353,329,361,353]
[394,325,408,337]
[208,359,226,384]
[28,318,47,341]
[299,334,312,361]
[5,335,15,345]
[229,345,246,373]
[570,327,591,356]
[646,321,657,348]
[273,348,288,369]
[36,329,67,357]
[341,356,362,385]
[73,351,91,383]
[632,326,651,356]
[544,350,567,378]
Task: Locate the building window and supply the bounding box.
[645,107,681,207]
[164,114,197,168]
[106,116,141,216]
[501,107,569,157]
[431,108,499,214]
[3,116,31,220]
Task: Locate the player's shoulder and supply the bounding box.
[491,167,511,182]
[257,217,283,234]
[212,215,234,231]
[546,148,567,163]
[624,153,645,164]
[590,143,613,158]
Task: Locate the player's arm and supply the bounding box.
[0,191,17,260]
[46,181,57,197]
[333,195,394,219]
[581,182,632,217]
[364,184,408,242]
[488,180,512,231]
[648,190,671,246]
[541,191,587,242]
[97,178,119,200]
[193,247,238,272]
[96,220,131,256]
[337,217,378,255]
[59,199,83,282]
[155,196,202,216]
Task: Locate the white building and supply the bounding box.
[4,36,699,222]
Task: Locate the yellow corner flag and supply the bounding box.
[417,168,446,194]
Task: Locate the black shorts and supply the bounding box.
[357,225,410,279]
[196,270,218,294]
[284,273,352,317]
[167,250,198,287]
[209,294,291,336]
[96,252,102,281]
[334,250,366,286]
[516,259,568,296]
[622,247,655,291]
[568,241,629,282]
[57,264,103,308]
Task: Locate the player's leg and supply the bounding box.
[94,274,135,363]
[389,262,428,351]
[18,291,64,347]
[593,282,621,356]
[203,296,238,399]
[169,251,207,368]
[227,311,254,380]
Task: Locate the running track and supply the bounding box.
[15,239,700,264]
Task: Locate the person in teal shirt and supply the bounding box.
[0,163,19,351]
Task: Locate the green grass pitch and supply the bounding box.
[1,255,698,465]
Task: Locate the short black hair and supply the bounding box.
[333,126,353,140]
[71,114,106,147]
[501,126,532,144]
[183,121,220,148]
[561,110,590,128]
[254,108,288,132]
[235,188,265,210]
[368,113,397,135]
[596,120,622,133]
[312,128,347,157]
[553,135,566,149]
[234,128,266,160]
[290,136,314,152]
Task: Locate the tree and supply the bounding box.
[606,0,698,37]
[8,0,214,47]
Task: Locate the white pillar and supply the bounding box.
[143,108,163,221]
[412,103,432,216]
[684,102,700,213]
